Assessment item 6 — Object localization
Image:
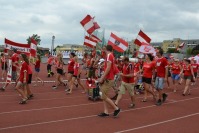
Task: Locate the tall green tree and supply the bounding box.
[27,34,41,45]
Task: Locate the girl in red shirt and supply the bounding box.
[15,54,29,104]
[1,53,7,81]
[33,55,43,86]
[179,59,195,96]
[142,54,156,102]
[52,53,66,89]
[171,58,182,92]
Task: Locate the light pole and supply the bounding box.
[51,35,55,55]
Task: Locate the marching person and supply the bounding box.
[155,49,168,106]
[0,49,19,91]
[15,54,29,104]
[141,54,156,102]
[171,58,182,92]
[47,53,54,77]
[1,53,7,81]
[180,59,195,96]
[98,45,120,118]
[115,57,136,108]
[33,55,44,86]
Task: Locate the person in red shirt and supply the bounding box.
[142,54,156,102]
[180,59,195,96]
[98,45,120,118]
[155,49,168,106]
[1,53,7,81]
[15,54,29,104]
[47,53,54,77]
[191,59,198,85]
[171,58,182,92]
[67,52,76,86]
[33,55,43,86]
[115,57,136,108]
[52,53,66,89]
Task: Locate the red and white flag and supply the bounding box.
[139,44,155,54]
[30,38,37,57]
[90,34,102,42]
[134,30,151,46]
[80,15,100,35]
[177,42,185,51]
[84,36,98,48]
[108,33,128,53]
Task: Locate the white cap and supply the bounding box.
[98,58,105,65]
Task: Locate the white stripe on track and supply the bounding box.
[0,96,198,131]
[115,112,199,133]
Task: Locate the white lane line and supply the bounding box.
[115,112,199,133]
[0,96,198,131]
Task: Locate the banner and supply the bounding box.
[30,38,37,57]
[139,44,155,54]
[4,38,30,54]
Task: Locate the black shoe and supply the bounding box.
[0,87,5,92]
[51,72,54,76]
[75,84,78,88]
[48,74,50,77]
[28,94,34,100]
[156,99,162,106]
[113,108,121,117]
[111,94,118,100]
[19,99,27,104]
[182,93,186,96]
[162,93,168,102]
[98,113,109,117]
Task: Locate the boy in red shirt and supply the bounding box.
[98,45,120,118]
[115,57,136,108]
[155,49,168,106]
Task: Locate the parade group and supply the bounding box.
[0,45,198,118]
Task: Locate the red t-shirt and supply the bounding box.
[143,62,155,78]
[122,63,134,83]
[183,65,192,76]
[171,64,181,74]
[35,60,40,69]
[191,64,199,73]
[68,58,75,72]
[156,57,168,78]
[134,62,140,73]
[47,56,54,65]
[73,63,80,76]
[11,53,19,71]
[104,53,115,80]
[19,61,29,83]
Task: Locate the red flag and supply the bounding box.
[134,30,151,46]
[80,15,95,35]
[84,36,98,48]
[94,22,100,30]
[90,34,102,42]
[30,38,37,57]
[177,42,185,51]
[108,33,128,53]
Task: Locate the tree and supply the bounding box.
[186,48,193,55]
[167,48,180,53]
[27,34,41,45]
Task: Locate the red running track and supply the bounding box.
[0,63,199,133]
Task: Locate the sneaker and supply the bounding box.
[129,103,135,108]
[47,74,50,77]
[111,94,118,100]
[156,99,162,106]
[113,108,121,117]
[162,93,168,102]
[28,94,34,100]
[52,85,57,89]
[98,113,109,117]
[75,84,78,88]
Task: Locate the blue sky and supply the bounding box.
[0,0,199,48]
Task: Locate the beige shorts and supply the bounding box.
[100,80,114,100]
[118,81,135,96]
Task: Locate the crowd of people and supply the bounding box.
[0,45,198,118]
